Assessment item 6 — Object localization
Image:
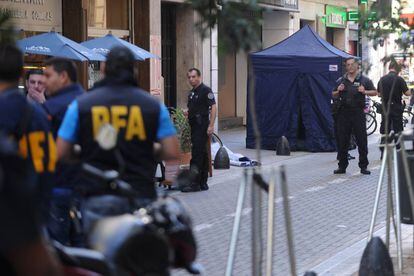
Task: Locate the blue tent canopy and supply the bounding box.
[247,25,354,152]
[17,32,105,61]
[81,34,158,61]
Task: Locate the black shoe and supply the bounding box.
[334,168,346,174]
[200,183,209,191]
[360,168,371,175]
[181,185,201,193]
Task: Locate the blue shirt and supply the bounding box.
[58,101,176,143]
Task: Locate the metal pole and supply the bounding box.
[386,172,392,248]
[280,166,297,276]
[252,167,262,276]
[393,145,403,271]
[226,169,249,276]
[265,168,276,276]
[368,146,388,240]
[386,144,393,248]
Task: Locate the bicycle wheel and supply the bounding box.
[366,112,377,136]
[403,110,414,127]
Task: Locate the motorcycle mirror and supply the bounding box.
[96,123,118,150]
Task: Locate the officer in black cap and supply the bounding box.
[57,46,179,230]
[182,68,216,192]
[332,57,377,175]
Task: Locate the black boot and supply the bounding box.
[360,168,371,175]
[181,184,201,193]
[334,168,346,174]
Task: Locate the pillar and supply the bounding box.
[62,0,88,89]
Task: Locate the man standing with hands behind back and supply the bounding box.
[182,68,216,192]
[332,57,377,175]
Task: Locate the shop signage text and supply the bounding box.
[259,0,298,10]
[0,0,61,32]
[325,5,347,28]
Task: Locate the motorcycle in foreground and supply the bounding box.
[55,124,202,275]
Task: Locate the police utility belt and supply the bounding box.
[189,113,208,125]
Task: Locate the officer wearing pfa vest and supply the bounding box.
[332,57,377,175]
[57,47,178,230]
[43,58,84,246]
[182,68,216,193]
[0,44,57,223]
[0,44,61,275]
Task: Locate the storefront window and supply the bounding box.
[88,0,129,30]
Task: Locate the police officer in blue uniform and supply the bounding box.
[182,68,216,192]
[332,58,377,175]
[57,47,179,231]
[0,44,61,275]
[0,45,57,222]
[43,58,85,245]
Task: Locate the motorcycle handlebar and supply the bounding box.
[82,163,139,198]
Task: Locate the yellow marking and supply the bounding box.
[111,106,128,132]
[92,106,110,138]
[18,135,28,158]
[126,106,147,141]
[28,132,45,173]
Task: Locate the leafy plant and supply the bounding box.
[360,0,413,55]
[171,108,192,153]
[187,0,263,53]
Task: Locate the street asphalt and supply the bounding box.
[168,127,394,276]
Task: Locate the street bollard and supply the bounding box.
[276,136,290,156]
[359,237,394,276]
[214,146,230,169]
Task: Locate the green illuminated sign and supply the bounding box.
[348,10,359,21]
[325,5,347,28]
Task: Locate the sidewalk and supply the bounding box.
[169,127,414,275]
[214,128,414,275]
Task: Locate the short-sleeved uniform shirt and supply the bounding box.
[58,85,176,198]
[377,71,408,109]
[334,74,376,109]
[187,83,216,120]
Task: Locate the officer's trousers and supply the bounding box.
[189,119,209,186]
[380,111,403,134]
[337,108,368,169]
[379,111,403,155]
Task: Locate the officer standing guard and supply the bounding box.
[182,68,217,192]
[377,61,411,158]
[332,57,377,175]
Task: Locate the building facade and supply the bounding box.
[1,0,364,131]
[298,0,358,54]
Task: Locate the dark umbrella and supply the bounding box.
[17,31,105,61]
[81,33,158,61]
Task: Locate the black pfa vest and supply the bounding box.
[77,84,160,198]
[337,74,374,109]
